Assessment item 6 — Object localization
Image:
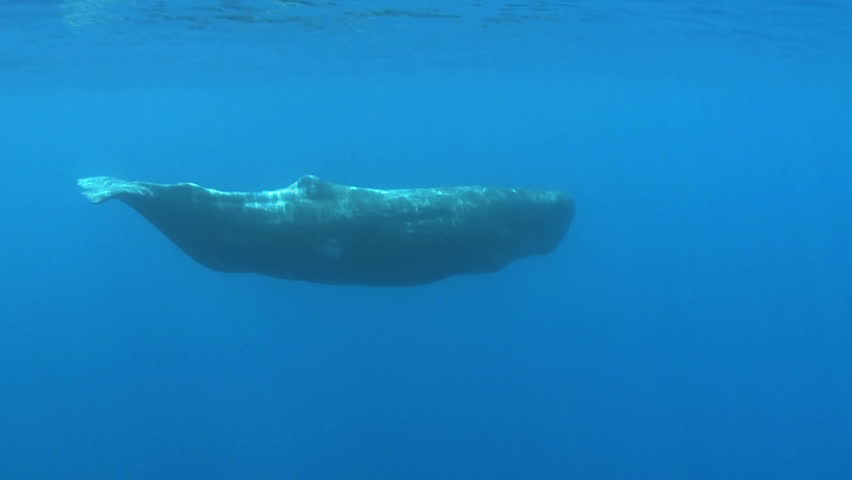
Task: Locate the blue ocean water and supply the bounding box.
[2,1,851,478]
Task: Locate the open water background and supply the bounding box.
[1,1,851,478]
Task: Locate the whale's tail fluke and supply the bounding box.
[77,176,153,204]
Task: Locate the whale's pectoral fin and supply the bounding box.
[77,176,154,204]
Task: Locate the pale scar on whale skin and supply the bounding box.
[78,175,574,286]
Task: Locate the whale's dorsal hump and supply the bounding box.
[292,175,336,200]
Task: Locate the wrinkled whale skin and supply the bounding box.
[78,175,574,286]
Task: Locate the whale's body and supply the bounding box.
[78,175,574,286]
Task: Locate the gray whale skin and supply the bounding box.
[78,175,574,286]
